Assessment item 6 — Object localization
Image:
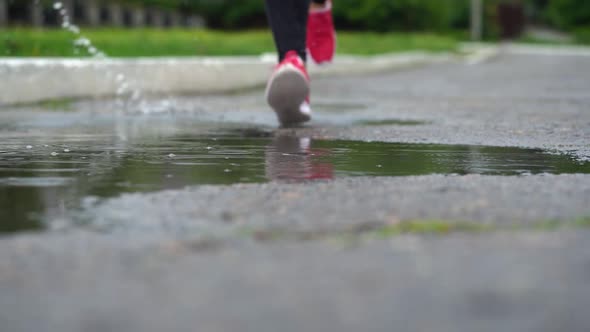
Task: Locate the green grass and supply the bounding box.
[0,28,459,57]
[36,98,74,111]
[518,26,590,46]
[336,32,459,55]
[574,26,590,45]
[374,220,492,237]
[518,35,573,45]
[240,217,590,244]
[375,217,590,237]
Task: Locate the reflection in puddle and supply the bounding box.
[0,131,588,233]
[266,136,334,181]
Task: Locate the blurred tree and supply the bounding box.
[545,0,590,30]
[12,0,590,32]
[187,0,267,28]
[332,0,469,32]
[182,0,471,31]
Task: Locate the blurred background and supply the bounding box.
[0,0,589,57]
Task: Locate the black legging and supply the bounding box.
[264,0,327,63]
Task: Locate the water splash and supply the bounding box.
[51,2,145,111]
[52,2,105,58]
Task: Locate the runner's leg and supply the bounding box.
[264,0,311,63]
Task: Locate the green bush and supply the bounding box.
[545,0,590,30]
[332,0,469,32]
[133,0,471,32]
[189,0,267,29]
[574,26,590,44]
[73,0,590,32]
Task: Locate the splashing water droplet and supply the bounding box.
[51,152,59,157]
[68,25,80,34]
[74,38,91,47]
[51,0,146,113]
[168,153,176,158]
[63,149,70,153]
[131,90,142,101]
[26,145,33,149]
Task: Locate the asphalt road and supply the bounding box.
[1,48,589,332]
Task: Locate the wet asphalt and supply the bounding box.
[1,50,590,331]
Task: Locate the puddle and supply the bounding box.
[1,130,589,234]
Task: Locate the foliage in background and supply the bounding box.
[332,0,470,32]
[545,0,590,30]
[128,0,590,45]
[9,0,590,45]
[129,0,590,32]
[189,0,267,29]
[119,0,472,32]
[574,26,590,44]
[11,0,590,35]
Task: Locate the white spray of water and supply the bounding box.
[51,1,145,111]
[52,2,105,58]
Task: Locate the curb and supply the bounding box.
[0,45,496,106]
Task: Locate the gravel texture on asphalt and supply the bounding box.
[75,175,590,238]
[1,230,589,332]
[1,48,590,331]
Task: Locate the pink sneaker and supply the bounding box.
[265,51,312,126]
[307,0,336,64]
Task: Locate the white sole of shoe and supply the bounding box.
[265,64,311,126]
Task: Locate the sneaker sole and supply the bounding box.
[266,65,311,126]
